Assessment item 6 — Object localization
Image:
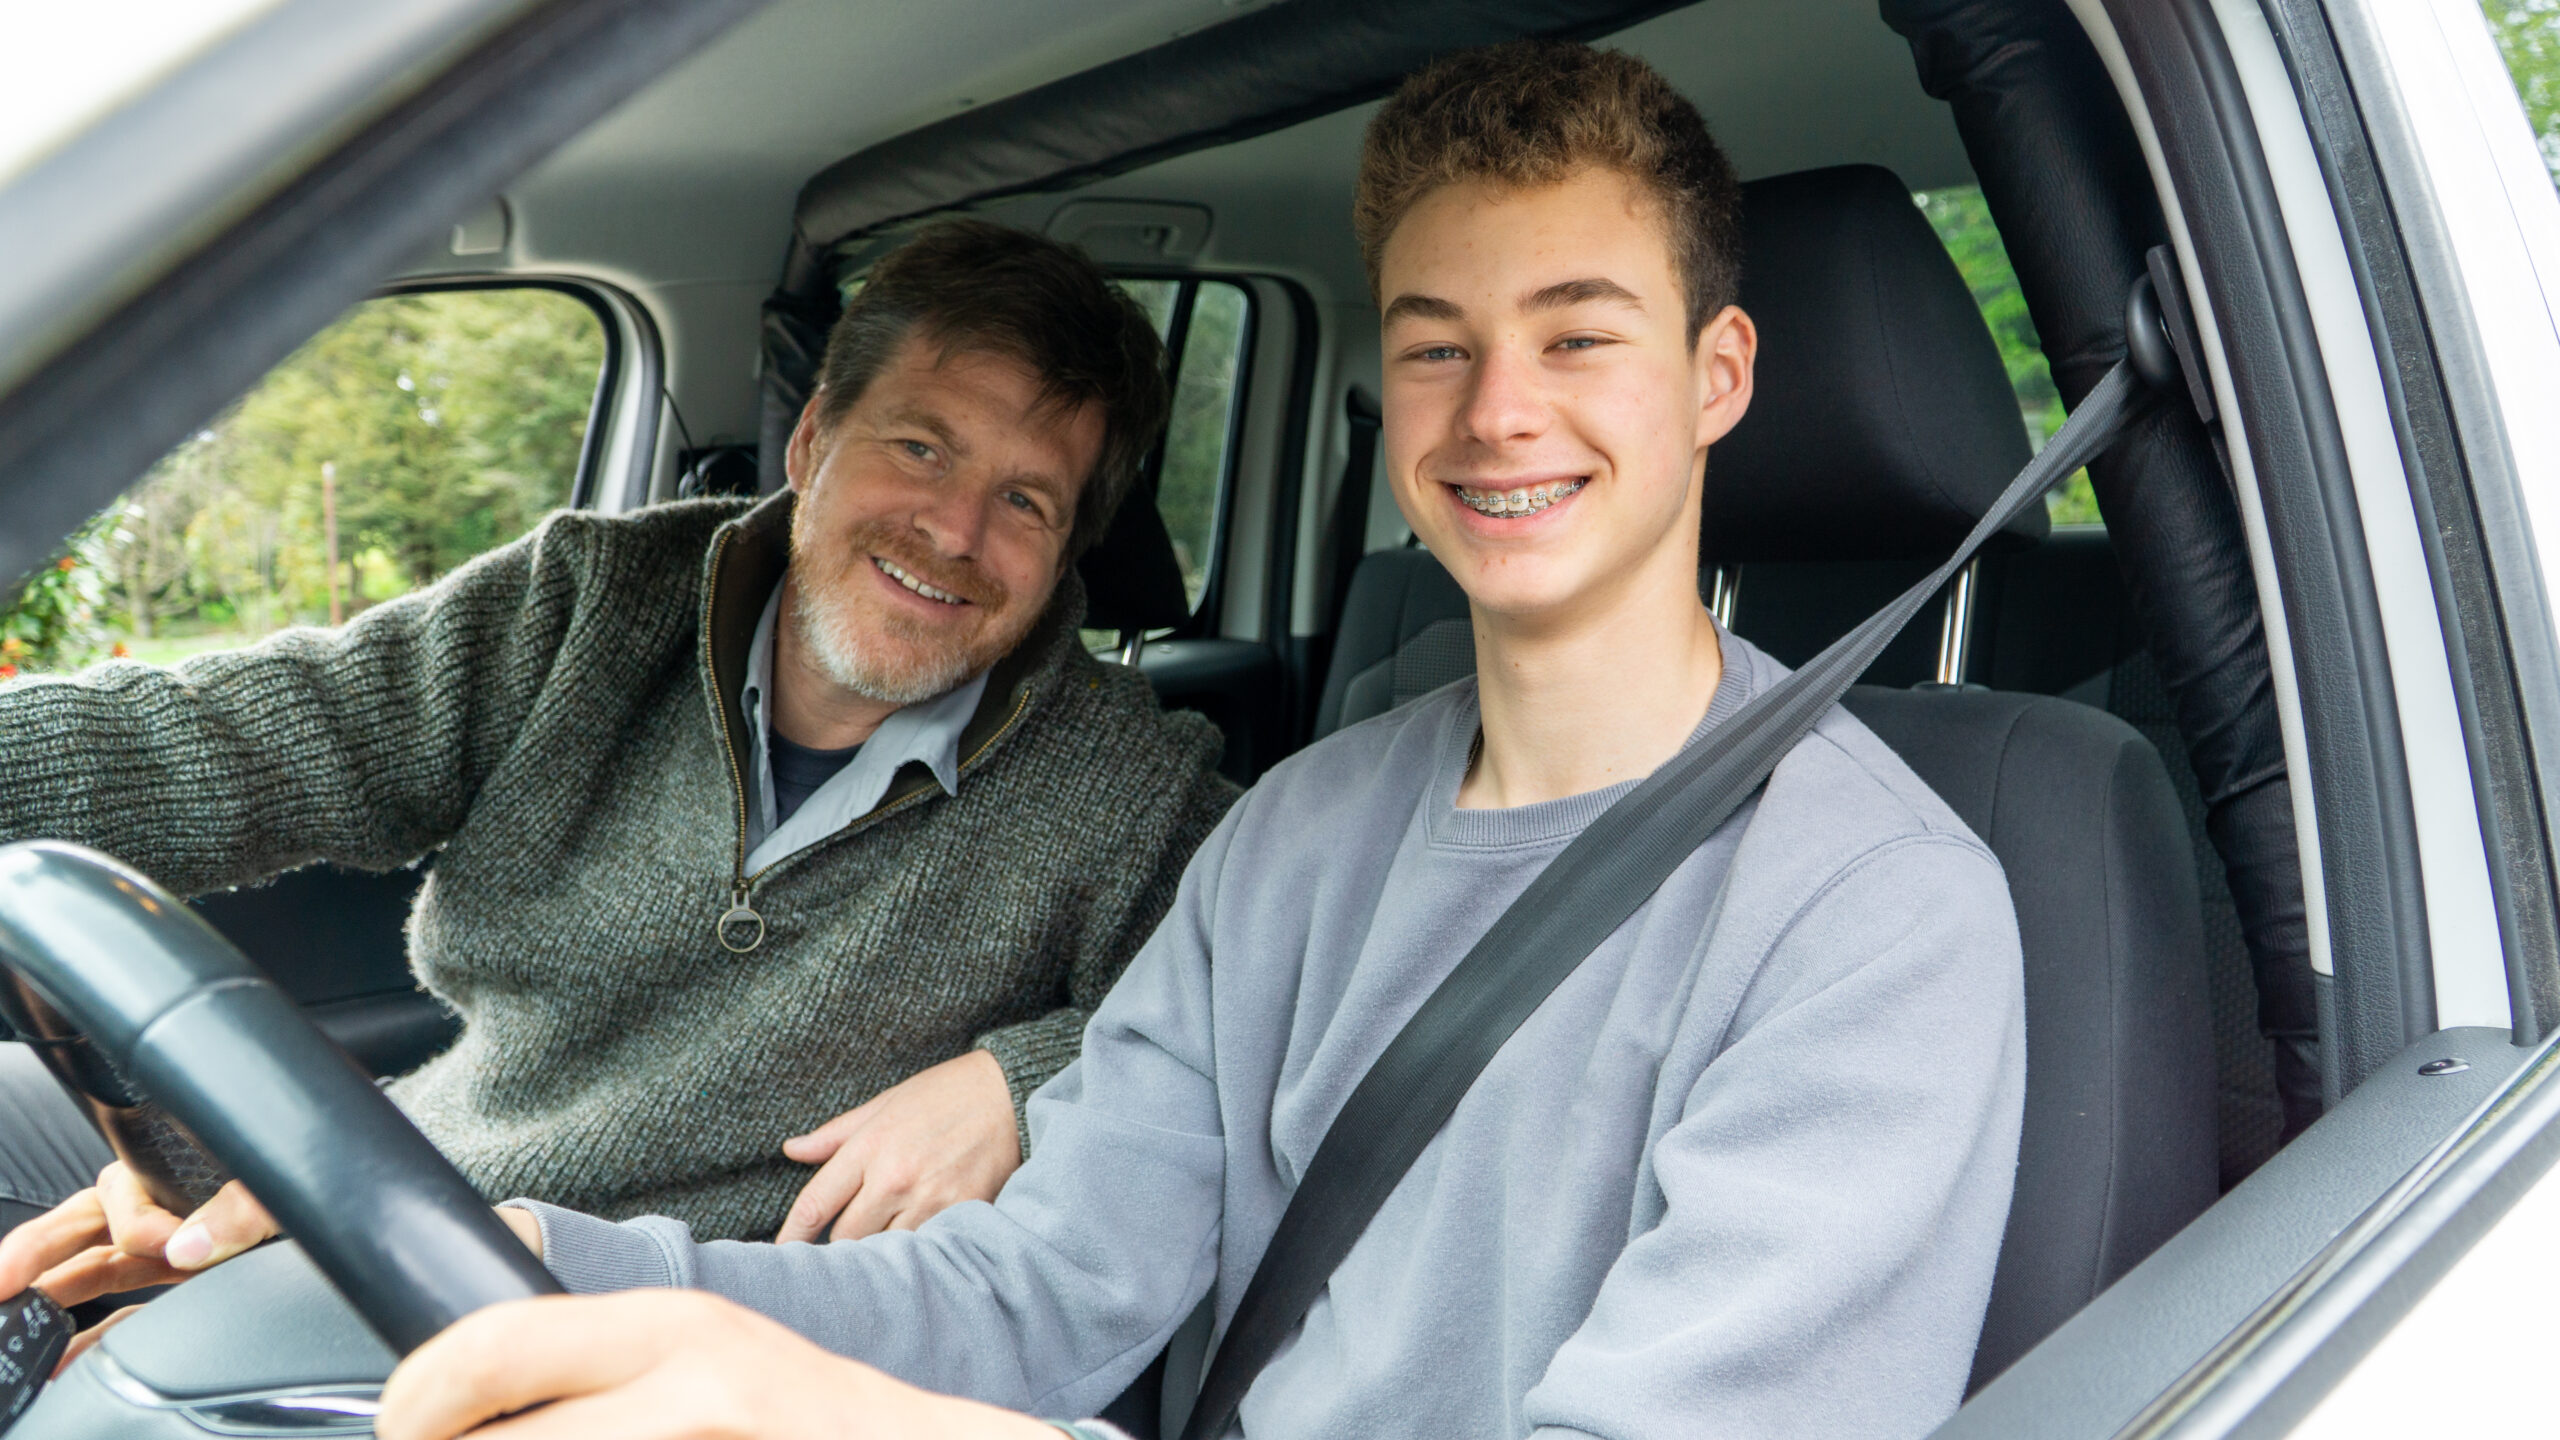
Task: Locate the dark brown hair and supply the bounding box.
[1355,40,1744,338]
[814,220,1169,557]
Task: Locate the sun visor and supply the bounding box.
[787,0,1696,262]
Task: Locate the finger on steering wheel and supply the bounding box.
[162,1179,277,1271]
[0,1187,179,1308]
[95,1163,185,1261]
[0,1187,108,1297]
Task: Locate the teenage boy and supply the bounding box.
[11,40,2027,1440]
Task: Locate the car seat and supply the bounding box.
[1313,164,2217,1388]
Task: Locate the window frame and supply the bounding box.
[1111,269,1260,635]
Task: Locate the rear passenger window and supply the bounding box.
[1915,186,2102,526]
[0,287,606,678]
[1115,276,1253,613]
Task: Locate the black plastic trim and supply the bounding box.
[2101,0,2436,1086]
[0,0,765,591]
[1264,277,1322,748]
[2251,0,2556,1047]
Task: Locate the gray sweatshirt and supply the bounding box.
[526,631,2027,1440]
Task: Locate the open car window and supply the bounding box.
[0,285,606,675]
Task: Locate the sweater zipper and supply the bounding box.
[703,532,768,954]
[712,655,1034,955]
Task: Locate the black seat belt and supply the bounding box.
[1326,385,1383,627]
[1176,356,2155,1440]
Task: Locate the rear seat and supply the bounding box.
[1312,164,2221,1386]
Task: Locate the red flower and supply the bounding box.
[0,663,18,680]
[111,642,131,659]
[55,556,74,572]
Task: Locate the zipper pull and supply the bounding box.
[718,881,764,954]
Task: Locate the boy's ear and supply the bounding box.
[784,391,829,495]
[1694,305,1758,451]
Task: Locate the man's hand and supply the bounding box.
[778,1050,1020,1242]
[0,1163,277,1309]
[375,1290,1058,1440]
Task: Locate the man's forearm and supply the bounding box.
[0,527,569,895]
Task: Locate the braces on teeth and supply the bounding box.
[1455,478,1586,517]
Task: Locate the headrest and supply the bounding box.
[1078,478,1192,633]
[1705,165,2042,563]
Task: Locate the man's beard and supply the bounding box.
[786,517,1040,706]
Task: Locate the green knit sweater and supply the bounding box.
[0,495,1237,1239]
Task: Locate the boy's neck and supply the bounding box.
[1458,546,1724,811]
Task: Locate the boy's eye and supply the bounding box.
[1555,335,1604,352]
[1414,344,1464,362]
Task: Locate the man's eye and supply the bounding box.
[1554,335,1606,352]
[1006,491,1038,512]
[903,440,937,461]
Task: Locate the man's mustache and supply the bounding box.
[842,523,1006,610]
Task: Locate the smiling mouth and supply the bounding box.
[1450,478,1587,518]
[873,555,968,605]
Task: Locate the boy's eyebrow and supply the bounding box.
[1382,293,1465,325]
[1522,277,1643,312]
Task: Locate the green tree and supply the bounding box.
[1916,186,2101,527]
[2484,0,2560,185]
[0,511,120,677]
[1,288,602,673]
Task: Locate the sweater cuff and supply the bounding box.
[507,1199,696,1295]
[973,1007,1089,1159]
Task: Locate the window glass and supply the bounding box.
[1914,186,2102,526]
[2483,0,2560,191]
[1159,281,1251,609]
[0,288,605,677]
[1121,279,1182,339]
[1093,277,1253,647]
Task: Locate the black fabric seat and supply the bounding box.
[1311,163,2216,1387]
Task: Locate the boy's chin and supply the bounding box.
[1445,557,1607,628]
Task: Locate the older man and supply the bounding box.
[0,220,1237,1261]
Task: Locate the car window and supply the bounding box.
[0,287,606,677]
[1915,185,2102,526]
[1117,275,1252,615]
[2482,0,2560,192]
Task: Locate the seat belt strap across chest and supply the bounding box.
[1175,358,2154,1440]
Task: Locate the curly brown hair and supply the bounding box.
[815,220,1168,558]
[1354,40,1743,339]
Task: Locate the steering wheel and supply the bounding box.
[0,840,559,1430]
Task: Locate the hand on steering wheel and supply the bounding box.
[376,1290,1056,1440]
[0,1164,277,1309]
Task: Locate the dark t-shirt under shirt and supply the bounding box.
[769,727,862,828]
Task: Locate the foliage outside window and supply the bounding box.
[0,289,603,677]
[1915,186,2103,527]
[2484,0,2560,187]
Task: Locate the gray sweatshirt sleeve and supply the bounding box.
[521,800,1247,1417]
[1521,834,2027,1440]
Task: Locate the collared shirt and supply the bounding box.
[737,580,989,873]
